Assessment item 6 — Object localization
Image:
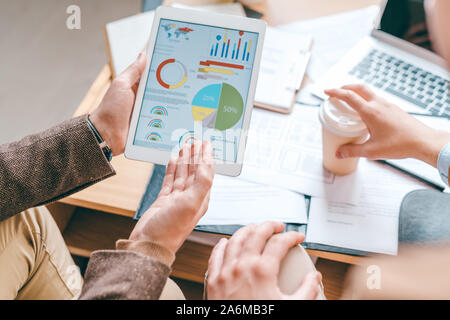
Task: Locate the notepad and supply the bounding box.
[253,28,312,113]
[105,10,155,78]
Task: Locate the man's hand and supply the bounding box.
[206,222,322,300]
[128,141,214,255]
[90,53,147,156]
[325,84,450,167]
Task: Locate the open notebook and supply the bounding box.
[104,4,312,113]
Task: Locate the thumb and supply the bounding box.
[119,52,147,86]
[336,142,369,159]
[290,272,322,300]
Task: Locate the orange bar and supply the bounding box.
[201,60,244,70]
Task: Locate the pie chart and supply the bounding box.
[192,83,244,131]
[156,58,187,89]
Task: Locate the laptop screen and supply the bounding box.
[379,0,435,53]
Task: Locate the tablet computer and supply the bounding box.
[125,6,266,176]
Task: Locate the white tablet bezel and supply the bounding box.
[125,6,266,176]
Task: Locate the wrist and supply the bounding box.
[413,129,450,168]
[87,116,113,161]
[128,228,180,258]
[116,239,175,266]
[89,112,119,156]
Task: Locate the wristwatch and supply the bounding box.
[87,116,113,162]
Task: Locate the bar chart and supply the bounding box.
[197,59,244,81]
[210,31,252,62]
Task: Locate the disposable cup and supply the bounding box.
[319,98,368,175]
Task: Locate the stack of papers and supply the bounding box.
[199,175,308,226]
[237,106,430,255]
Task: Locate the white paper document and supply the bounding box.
[306,160,430,255]
[279,5,380,82]
[198,175,308,226]
[239,106,363,204]
[254,27,312,110]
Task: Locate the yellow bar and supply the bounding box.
[248,39,252,53]
[198,67,233,75]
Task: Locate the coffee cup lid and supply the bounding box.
[319,98,368,137]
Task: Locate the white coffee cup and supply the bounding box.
[319,97,368,175]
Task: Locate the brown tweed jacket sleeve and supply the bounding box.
[79,250,171,300]
[0,115,115,222]
[0,116,172,300]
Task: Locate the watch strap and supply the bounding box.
[87,117,113,162]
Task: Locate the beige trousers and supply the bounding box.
[0,206,83,299]
[0,206,184,300]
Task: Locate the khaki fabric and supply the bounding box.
[0,206,184,300]
[0,206,83,300]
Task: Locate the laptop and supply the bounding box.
[313,0,449,118]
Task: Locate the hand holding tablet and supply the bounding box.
[125,6,266,176]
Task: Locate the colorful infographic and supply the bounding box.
[148,119,164,129]
[133,18,259,162]
[156,59,187,89]
[151,106,168,116]
[210,30,253,61]
[192,83,244,131]
[161,23,194,40]
[178,131,198,148]
[146,132,162,142]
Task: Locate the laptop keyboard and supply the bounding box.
[349,49,449,118]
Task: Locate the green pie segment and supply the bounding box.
[192,83,244,131]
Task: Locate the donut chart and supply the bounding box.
[156,58,187,89]
[192,83,244,131]
[146,132,162,142]
[179,131,198,148]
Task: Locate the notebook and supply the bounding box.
[253,28,312,114]
[104,10,155,78]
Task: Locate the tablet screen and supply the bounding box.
[133,18,259,163]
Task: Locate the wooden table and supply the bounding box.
[56,0,380,284]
